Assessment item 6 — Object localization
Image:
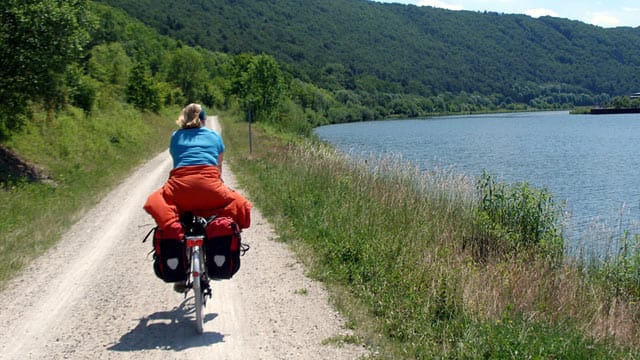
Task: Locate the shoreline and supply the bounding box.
[590,108,640,115]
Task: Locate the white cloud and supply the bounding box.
[416,0,464,11]
[375,1,639,27]
[524,8,559,18]
[589,13,621,27]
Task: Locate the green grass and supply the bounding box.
[3,103,639,358]
[0,101,179,287]
[221,114,640,359]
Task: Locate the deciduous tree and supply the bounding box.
[166,47,207,103]
[0,0,91,134]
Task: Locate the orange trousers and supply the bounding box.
[144,165,252,230]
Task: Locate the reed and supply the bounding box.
[223,115,640,358]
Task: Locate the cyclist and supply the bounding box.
[144,103,252,290]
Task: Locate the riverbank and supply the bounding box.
[590,108,640,114]
[222,113,640,358]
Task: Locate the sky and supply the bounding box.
[374,0,640,28]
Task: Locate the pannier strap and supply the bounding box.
[206,214,218,223]
[240,243,250,256]
[142,226,157,243]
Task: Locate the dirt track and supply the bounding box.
[0,117,367,359]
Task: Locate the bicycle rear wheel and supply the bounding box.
[192,249,204,334]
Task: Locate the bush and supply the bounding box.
[73,77,98,114]
[126,61,161,112]
[470,171,564,260]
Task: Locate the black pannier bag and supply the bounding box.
[149,223,188,283]
[204,216,246,279]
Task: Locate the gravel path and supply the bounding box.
[0,117,367,359]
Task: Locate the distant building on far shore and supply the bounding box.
[631,92,640,99]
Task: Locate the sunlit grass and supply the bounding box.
[0,102,179,287]
[223,114,640,358]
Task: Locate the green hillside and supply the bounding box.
[3,2,640,357]
[97,0,640,104]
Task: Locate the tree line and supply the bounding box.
[0,1,304,139]
[96,0,640,106]
[3,0,639,141]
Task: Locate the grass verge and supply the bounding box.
[221,113,640,359]
[0,102,179,288]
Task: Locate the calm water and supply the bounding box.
[314,111,640,249]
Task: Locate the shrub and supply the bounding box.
[469,171,564,261]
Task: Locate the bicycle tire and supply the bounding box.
[192,247,204,334]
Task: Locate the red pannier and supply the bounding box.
[151,222,188,283]
[204,216,246,279]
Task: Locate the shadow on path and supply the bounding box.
[108,298,223,352]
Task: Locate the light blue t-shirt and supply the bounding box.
[169,127,225,168]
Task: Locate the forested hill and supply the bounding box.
[96,0,640,103]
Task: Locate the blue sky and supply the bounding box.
[374,1,640,28]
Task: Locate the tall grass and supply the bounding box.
[223,115,640,359]
[469,171,564,263]
[0,102,179,287]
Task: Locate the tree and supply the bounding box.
[65,64,97,114]
[166,47,207,103]
[87,42,131,87]
[225,53,254,104]
[126,60,160,112]
[0,0,91,134]
[228,54,285,123]
[247,54,286,122]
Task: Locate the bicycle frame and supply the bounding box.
[180,213,212,334]
[185,235,204,279]
[185,234,206,333]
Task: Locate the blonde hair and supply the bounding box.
[176,103,203,129]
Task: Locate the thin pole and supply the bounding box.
[248,104,253,154]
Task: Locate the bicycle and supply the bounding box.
[180,213,212,334]
[145,212,245,333]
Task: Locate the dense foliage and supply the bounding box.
[0,0,299,137]
[5,0,640,136]
[0,0,92,136]
[607,95,640,109]
[2,1,640,357]
[97,0,640,111]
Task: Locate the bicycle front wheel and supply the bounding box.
[192,248,204,334]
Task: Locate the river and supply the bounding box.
[314,111,640,253]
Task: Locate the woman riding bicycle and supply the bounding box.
[144,103,252,242]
